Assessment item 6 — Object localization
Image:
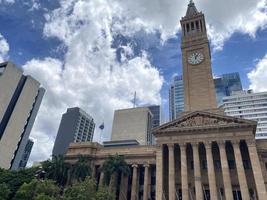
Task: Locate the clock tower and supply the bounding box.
[180,0,217,111]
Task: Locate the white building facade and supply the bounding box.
[111,107,153,145]
[223,90,267,139]
[0,62,45,169]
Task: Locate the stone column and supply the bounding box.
[247,139,267,200]
[143,163,150,200]
[218,141,233,200]
[192,142,203,200]
[148,166,151,200]
[180,143,189,200]
[91,164,96,179]
[205,141,218,200]
[232,140,250,200]
[156,145,163,200]
[119,173,129,200]
[168,144,176,200]
[99,171,105,187]
[131,164,138,200]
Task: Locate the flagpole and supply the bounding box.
[99,121,105,144]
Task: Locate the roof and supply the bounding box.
[185,0,199,17]
[152,110,257,136]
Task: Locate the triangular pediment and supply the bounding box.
[153,111,257,135]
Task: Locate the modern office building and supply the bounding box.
[0,61,45,170]
[147,105,161,129]
[65,2,267,200]
[52,107,95,156]
[223,90,267,139]
[111,107,153,145]
[18,139,34,169]
[169,75,184,121]
[147,105,161,144]
[214,72,243,106]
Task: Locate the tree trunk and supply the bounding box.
[109,172,118,195]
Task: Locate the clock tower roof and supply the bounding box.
[185,0,199,17]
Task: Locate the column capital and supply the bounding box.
[143,163,150,168]
[203,141,213,148]
[132,164,138,168]
[179,142,187,148]
[217,140,226,146]
[191,141,200,147]
[246,139,256,147]
[167,143,174,148]
[231,140,241,147]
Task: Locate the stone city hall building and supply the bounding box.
[65,1,267,200]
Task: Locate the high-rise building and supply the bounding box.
[223,90,267,139]
[214,72,243,106]
[169,75,184,121]
[18,139,34,169]
[111,107,153,145]
[147,105,161,129]
[147,105,161,144]
[0,62,45,170]
[52,107,95,156]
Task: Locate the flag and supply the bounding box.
[99,122,104,130]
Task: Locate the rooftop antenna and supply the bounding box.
[133,91,136,108]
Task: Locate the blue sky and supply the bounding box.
[0,0,266,163]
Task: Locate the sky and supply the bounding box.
[0,0,267,165]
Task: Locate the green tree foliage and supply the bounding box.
[102,154,130,193]
[0,167,37,199]
[63,176,95,200]
[68,155,91,183]
[41,155,70,186]
[94,187,115,200]
[0,183,11,200]
[41,155,91,186]
[13,179,60,200]
[63,177,114,200]
[34,194,56,200]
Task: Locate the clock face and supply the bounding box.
[188,52,204,65]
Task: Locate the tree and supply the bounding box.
[62,176,114,200]
[41,155,70,186]
[13,179,60,200]
[68,155,91,184]
[101,154,130,194]
[34,194,56,200]
[0,183,11,200]
[0,167,37,199]
[94,187,115,200]
[63,176,96,200]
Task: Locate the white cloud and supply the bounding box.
[203,0,267,50]
[248,54,267,92]
[0,33,9,62]
[24,1,163,163]
[24,0,267,164]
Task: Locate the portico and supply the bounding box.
[153,111,267,200]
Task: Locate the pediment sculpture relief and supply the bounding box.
[174,115,239,128]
